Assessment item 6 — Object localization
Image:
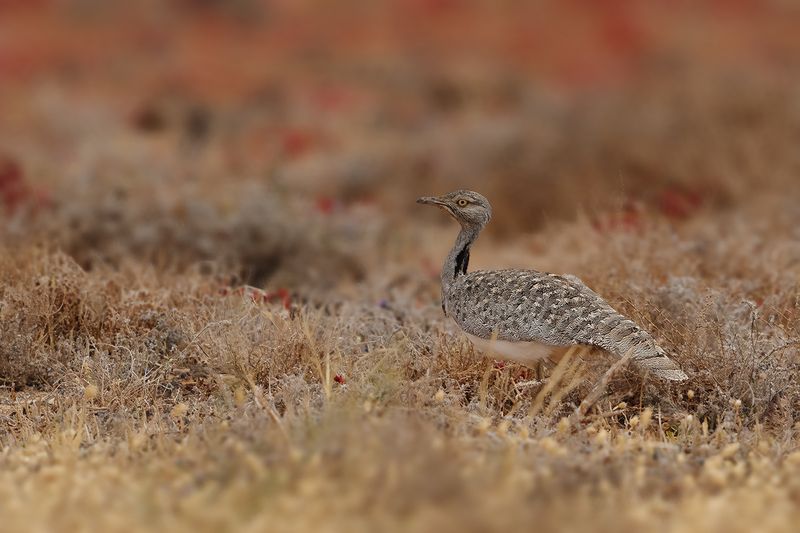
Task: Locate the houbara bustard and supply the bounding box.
[418,190,688,381]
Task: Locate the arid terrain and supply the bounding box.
[2,2,800,532]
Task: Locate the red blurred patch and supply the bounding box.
[281,129,315,158]
[315,196,335,215]
[333,374,346,385]
[599,5,646,56]
[273,288,292,310]
[658,187,704,220]
[0,157,51,215]
[0,158,23,186]
[591,200,644,234]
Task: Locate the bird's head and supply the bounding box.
[417,190,492,229]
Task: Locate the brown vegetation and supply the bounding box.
[2,1,800,531]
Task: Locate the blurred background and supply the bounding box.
[6,5,800,529]
[2,0,800,289]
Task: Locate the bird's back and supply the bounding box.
[445,269,687,380]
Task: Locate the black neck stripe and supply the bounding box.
[454,245,470,277]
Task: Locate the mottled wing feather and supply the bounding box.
[446,270,687,381]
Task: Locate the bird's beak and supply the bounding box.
[417,196,445,206]
[418,195,460,223]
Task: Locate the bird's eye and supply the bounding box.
[457,199,469,207]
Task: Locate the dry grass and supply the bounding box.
[3,2,800,532]
[3,190,800,531]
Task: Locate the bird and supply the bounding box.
[417,190,688,381]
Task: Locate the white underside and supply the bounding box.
[464,333,560,364]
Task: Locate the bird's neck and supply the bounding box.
[442,225,480,291]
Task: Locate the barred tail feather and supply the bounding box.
[597,316,688,381]
[629,344,688,381]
